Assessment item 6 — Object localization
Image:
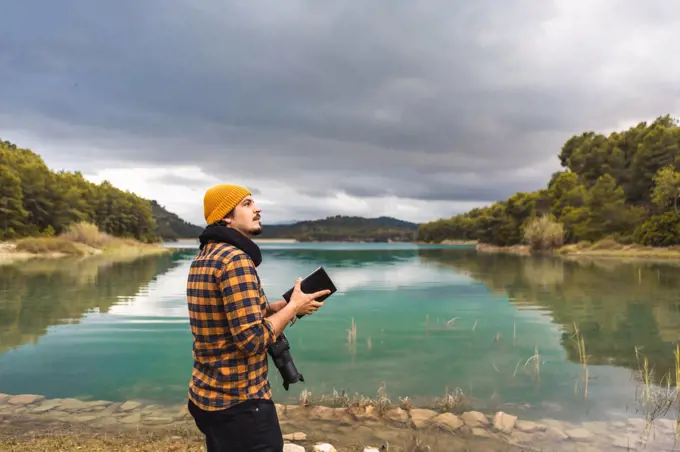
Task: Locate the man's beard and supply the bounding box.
[249,224,263,236]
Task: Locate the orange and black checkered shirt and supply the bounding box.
[186,241,276,411]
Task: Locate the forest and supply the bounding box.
[0,139,161,243]
[258,215,418,242]
[417,115,680,248]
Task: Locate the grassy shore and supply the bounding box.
[475,238,680,260]
[0,222,170,266]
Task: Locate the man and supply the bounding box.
[186,183,330,452]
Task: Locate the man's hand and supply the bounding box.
[264,278,330,336]
[289,277,330,316]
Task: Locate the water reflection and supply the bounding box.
[419,249,680,386]
[1,244,677,423]
[0,252,184,352]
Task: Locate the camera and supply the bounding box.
[268,266,337,390]
[267,332,304,390]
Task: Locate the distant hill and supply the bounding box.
[258,215,419,242]
[150,201,203,241]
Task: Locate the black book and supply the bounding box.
[282,266,337,317]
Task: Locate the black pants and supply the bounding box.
[188,399,284,452]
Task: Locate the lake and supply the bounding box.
[1,242,678,425]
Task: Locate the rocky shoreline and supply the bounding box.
[0,393,677,451]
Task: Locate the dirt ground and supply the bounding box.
[0,412,535,452]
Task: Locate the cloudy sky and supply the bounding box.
[2,1,679,225]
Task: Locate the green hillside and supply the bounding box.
[417,114,680,248]
[259,215,419,242]
[0,139,200,243]
[150,200,203,241]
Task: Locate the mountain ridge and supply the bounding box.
[159,213,420,242]
[257,214,419,242]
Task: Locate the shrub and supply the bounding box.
[60,221,114,248]
[522,214,565,252]
[633,212,680,246]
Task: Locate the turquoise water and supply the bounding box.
[1,243,679,423]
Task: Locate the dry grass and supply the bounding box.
[475,243,531,256]
[299,388,312,407]
[5,222,168,262]
[523,215,564,253]
[13,237,86,255]
[477,233,680,260]
[0,428,527,452]
[0,431,204,452]
[311,383,472,417]
[432,386,470,413]
[60,221,116,248]
[556,238,680,259]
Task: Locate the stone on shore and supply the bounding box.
[119,412,142,424]
[384,407,409,423]
[515,420,545,433]
[6,391,680,452]
[565,428,593,441]
[492,411,517,433]
[352,405,379,421]
[119,400,141,411]
[461,411,489,428]
[142,415,175,425]
[55,397,91,411]
[409,408,437,428]
[7,394,45,406]
[308,406,338,421]
[32,399,64,413]
[283,432,307,441]
[431,412,464,431]
[471,427,492,437]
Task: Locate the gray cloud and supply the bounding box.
[2,1,680,220]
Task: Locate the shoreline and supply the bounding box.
[0,392,676,451]
[0,239,171,267]
[474,242,680,261]
[172,238,478,246]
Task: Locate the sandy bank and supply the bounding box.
[475,242,680,261]
[0,240,170,267]
[0,392,675,451]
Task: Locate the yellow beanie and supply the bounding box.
[203,184,252,224]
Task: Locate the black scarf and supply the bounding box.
[198,224,262,267]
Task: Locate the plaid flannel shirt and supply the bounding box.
[186,241,276,411]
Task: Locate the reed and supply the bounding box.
[347,317,357,344]
[318,387,350,407]
[522,346,542,383]
[675,344,680,436]
[571,323,589,399]
[299,388,312,407]
[432,386,470,413]
[632,344,680,442]
[376,382,392,416]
